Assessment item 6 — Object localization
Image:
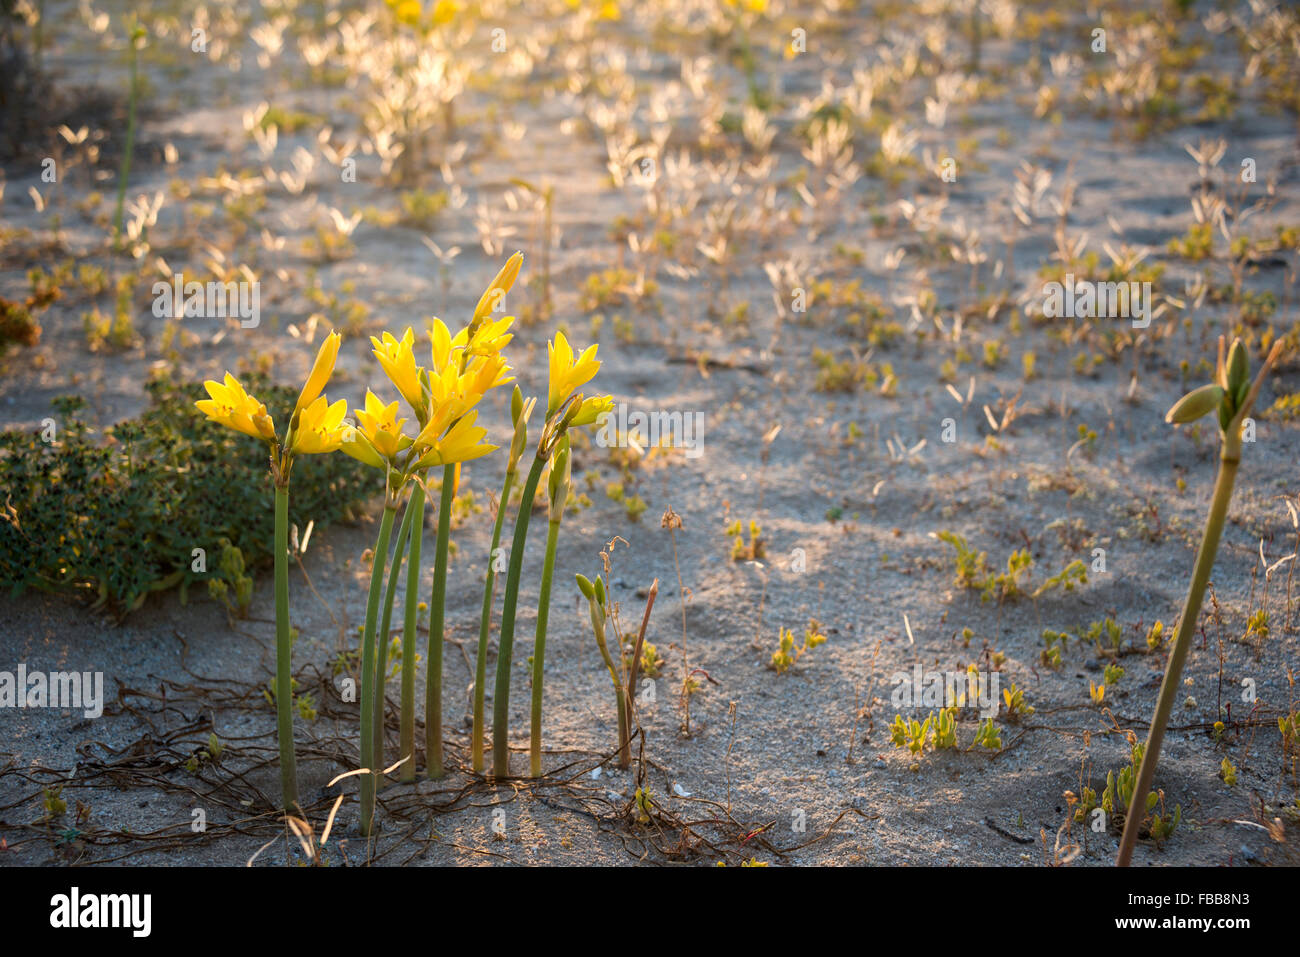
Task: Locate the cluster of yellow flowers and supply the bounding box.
[195,252,612,816]
[196,254,597,486]
[195,332,345,459]
[384,0,461,31]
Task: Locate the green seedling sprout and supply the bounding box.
[575,568,658,770]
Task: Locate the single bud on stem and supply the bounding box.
[1118,337,1282,866]
[1164,384,1224,425]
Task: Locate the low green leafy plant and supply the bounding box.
[1033,559,1088,597]
[1280,711,1299,762]
[1105,738,1182,845]
[935,530,987,587]
[184,732,225,774]
[1071,786,1100,825]
[0,375,372,615]
[983,549,1032,603]
[1002,681,1035,721]
[889,713,933,756]
[206,538,253,620]
[727,518,765,561]
[769,619,827,673]
[1041,629,1069,668]
[932,706,958,749]
[1245,609,1269,642]
[626,637,665,679]
[43,786,67,821]
[0,296,42,350]
[934,531,1032,603]
[973,718,1002,751]
[1085,617,1123,655]
[1219,757,1238,786]
[889,708,1000,756]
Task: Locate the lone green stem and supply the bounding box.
[373,495,414,782]
[592,611,629,769]
[528,516,562,777]
[359,505,396,836]
[113,31,141,252]
[1117,450,1239,866]
[492,455,547,778]
[473,469,515,773]
[399,482,426,782]
[425,465,455,779]
[273,485,299,812]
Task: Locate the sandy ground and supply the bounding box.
[2,0,1299,865]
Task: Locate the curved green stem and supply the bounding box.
[492,455,547,778]
[591,606,629,769]
[372,494,414,783]
[426,465,456,780]
[273,485,299,812]
[528,516,562,777]
[359,505,396,837]
[1117,450,1238,865]
[399,482,426,783]
[473,469,515,773]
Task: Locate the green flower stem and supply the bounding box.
[528,514,562,778]
[473,468,516,773]
[359,504,396,837]
[372,494,415,781]
[1117,440,1239,866]
[492,455,547,778]
[425,465,456,780]
[590,599,629,769]
[273,485,299,812]
[113,26,143,252]
[399,481,426,783]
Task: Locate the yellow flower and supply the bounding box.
[354,390,413,460]
[411,348,512,452]
[471,252,523,326]
[340,427,385,469]
[429,317,458,374]
[431,0,460,25]
[568,394,614,429]
[413,409,498,469]
[296,331,341,415]
[196,372,276,441]
[394,0,422,27]
[413,371,484,450]
[465,313,515,358]
[431,315,514,373]
[371,328,425,414]
[547,330,601,417]
[290,395,349,455]
[461,352,514,396]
